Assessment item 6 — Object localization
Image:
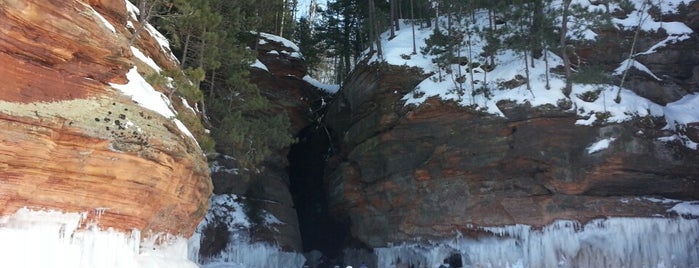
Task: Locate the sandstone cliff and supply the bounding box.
[0,0,211,236]
[322,3,699,248]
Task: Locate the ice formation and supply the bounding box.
[0,208,196,268]
[376,217,699,268]
[190,193,307,267]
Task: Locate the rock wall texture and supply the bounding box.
[0,1,211,235]
[324,58,699,247]
[204,33,328,252]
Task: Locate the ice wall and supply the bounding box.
[376,217,699,268]
[198,243,306,268]
[0,208,196,268]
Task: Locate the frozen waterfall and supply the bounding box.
[376,217,699,268]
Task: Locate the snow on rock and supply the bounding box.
[90,7,116,34]
[200,194,251,229]
[363,0,697,148]
[258,32,300,53]
[251,59,269,72]
[191,194,306,267]
[110,67,197,143]
[180,97,196,113]
[586,137,616,154]
[634,34,692,57]
[613,59,661,81]
[669,202,699,217]
[303,75,340,93]
[0,208,197,268]
[131,46,163,72]
[125,0,179,63]
[377,217,699,268]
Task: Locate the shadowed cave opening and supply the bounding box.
[288,124,351,259]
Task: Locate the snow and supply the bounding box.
[251,59,269,72]
[264,212,284,225]
[377,217,699,268]
[614,59,661,81]
[662,93,699,149]
[303,75,340,93]
[190,194,306,267]
[256,32,302,58]
[634,34,692,56]
[0,208,197,268]
[91,8,116,34]
[180,97,196,113]
[125,0,140,21]
[614,11,693,35]
[110,67,197,142]
[125,0,179,63]
[669,202,699,216]
[258,32,300,52]
[358,0,697,149]
[202,194,251,229]
[658,0,694,15]
[586,137,616,154]
[131,46,162,72]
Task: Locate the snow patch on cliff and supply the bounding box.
[110,67,196,142]
[251,59,269,72]
[304,75,340,93]
[125,0,179,63]
[586,137,616,154]
[91,8,116,34]
[131,46,163,72]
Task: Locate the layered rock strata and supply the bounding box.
[0,1,211,235]
[324,61,699,248]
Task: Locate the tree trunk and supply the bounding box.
[616,0,647,103]
[280,0,287,38]
[434,1,440,31]
[181,32,191,67]
[488,8,495,66]
[411,0,417,54]
[544,45,550,90]
[369,0,383,58]
[389,0,396,39]
[531,0,544,59]
[523,50,533,97]
[395,0,400,31]
[561,0,572,97]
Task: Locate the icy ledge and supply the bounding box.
[0,208,196,268]
[377,217,699,268]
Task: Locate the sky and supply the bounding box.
[296,0,328,19]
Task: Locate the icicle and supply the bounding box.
[375,217,699,268]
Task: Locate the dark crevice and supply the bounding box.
[288,124,350,259]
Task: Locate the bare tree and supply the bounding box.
[560,0,572,97]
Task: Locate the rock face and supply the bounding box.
[203,33,328,253]
[576,4,699,105]
[323,61,699,248]
[0,1,211,235]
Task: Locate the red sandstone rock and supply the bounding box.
[0,1,211,236]
[324,62,699,248]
